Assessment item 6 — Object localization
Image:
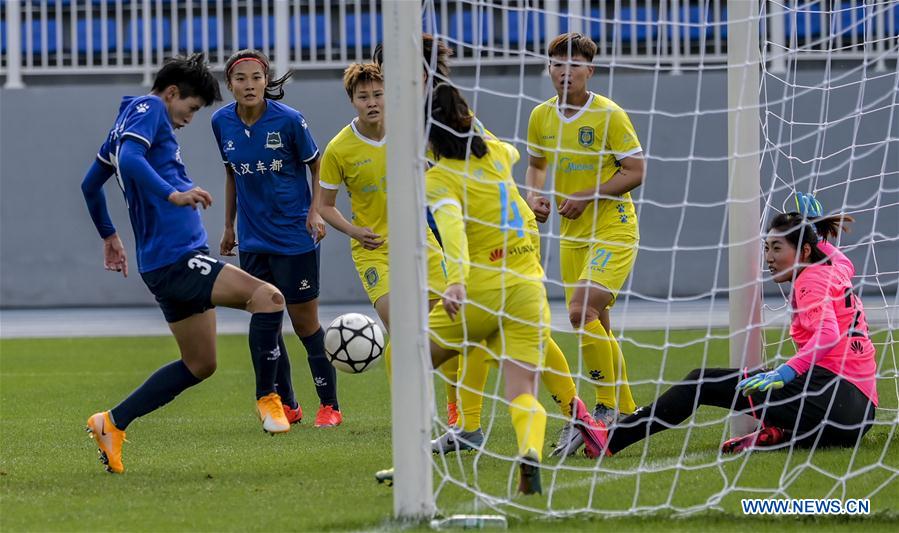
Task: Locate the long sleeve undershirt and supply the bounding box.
[118,139,177,201]
[80,159,116,239]
[785,307,841,375]
[432,202,469,285]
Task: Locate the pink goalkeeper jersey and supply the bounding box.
[786,241,878,406]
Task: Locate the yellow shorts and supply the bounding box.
[354,241,447,305]
[428,281,550,367]
[560,233,638,308]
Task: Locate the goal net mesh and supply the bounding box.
[415,0,898,518]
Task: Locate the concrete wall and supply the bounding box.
[1,65,896,307]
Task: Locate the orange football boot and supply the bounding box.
[86,411,126,474]
[256,392,290,434]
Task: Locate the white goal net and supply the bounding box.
[387,0,898,521]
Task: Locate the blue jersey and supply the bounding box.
[98,95,207,273]
[211,100,319,255]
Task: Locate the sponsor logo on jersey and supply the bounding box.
[558,157,595,173]
[360,176,385,194]
[265,131,283,149]
[850,340,865,354]
[224,140,235,152]
[135,102,150,113]
[230,159,283,175]
[488,244,536,262]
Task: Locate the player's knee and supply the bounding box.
[288,310,319,338]
[293,322,320,338]
[568,306,598,329]
[430,343,455,369]
[247,283,285,314]
[186,358,217,380]
[194,360,217,379]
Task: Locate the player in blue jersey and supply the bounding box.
[81,54,289,474]
[212,49,341,430]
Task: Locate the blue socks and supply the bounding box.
[110,359,202,430]
[109,313,329,432]
[274,335,298,409]
[302,327,338,410]
[249,311,284,399]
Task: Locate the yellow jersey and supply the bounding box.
[320,120,389,254]
[527,92,642,247]
[321,120,443,264]
[426,139,544,290]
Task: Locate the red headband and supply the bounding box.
[227,57,267,78]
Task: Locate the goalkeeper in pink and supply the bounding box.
[596,193,878,455]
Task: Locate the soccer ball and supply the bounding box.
[324,313,385,373]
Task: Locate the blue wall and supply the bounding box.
[1,66,896,307]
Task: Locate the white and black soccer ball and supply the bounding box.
[324,313,385,374]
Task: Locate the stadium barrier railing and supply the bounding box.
[3,0,897,87]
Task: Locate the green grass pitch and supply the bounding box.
[1,330,896,531]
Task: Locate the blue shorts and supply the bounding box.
[239,248,320,305]
[140,249,226,323]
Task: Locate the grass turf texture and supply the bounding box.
[1,330,895,531]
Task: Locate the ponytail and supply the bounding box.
[768,212,854,264]
[812,214,854,242]
[427,83,487,160]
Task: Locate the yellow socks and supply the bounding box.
[509,393,546,462]
[580,320,618,408]
[440,355,459,406]
[382,341,392,384]
[456,337,578,432]
[580,320,636,413]
[609,329,637,414]
[457,346,492,432]
[540,337,577,417]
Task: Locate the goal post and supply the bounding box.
[383,0,897,521]
[383,0,435,521]
[727,0,763,437]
